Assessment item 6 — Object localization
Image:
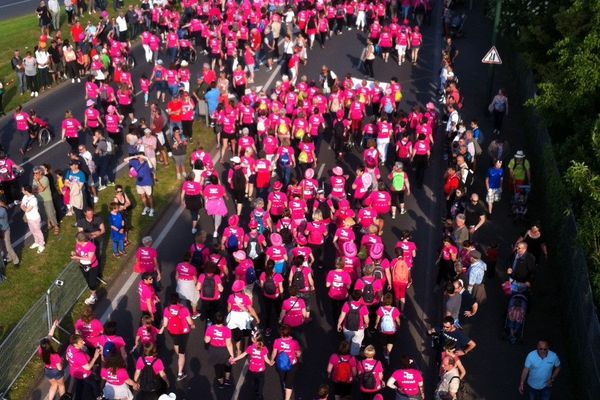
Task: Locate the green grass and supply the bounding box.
[0,3,136,114]
[4,123,215,399]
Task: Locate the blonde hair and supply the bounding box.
[312,209,323,221]
[363,345,376,359]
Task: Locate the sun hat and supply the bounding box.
[370,243,384,259]
[514,150,525,158]
[296,235,307,245]
[230,156,241,164]
[180,60,188,67]
[232,280,245,292]
[343,241,357,257]
[270,233,283,246]
[332,166,343,176]
[304,168,315,179]
[86,99,95,107]
[273,181,283,190]
[361,173,373,187]
[426,102,435,110]
[248,220,258,229]
[233,250,246,260]
[228,215,239,226]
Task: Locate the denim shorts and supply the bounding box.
[44,367,64,380]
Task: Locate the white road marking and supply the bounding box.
[0,0,34,8]
[317,163,326,179]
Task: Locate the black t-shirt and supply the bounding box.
[77,216,104,235]
[459,290,475,316]
[37,6,52,24]
[464,201,486,227]
[439,327,471,351]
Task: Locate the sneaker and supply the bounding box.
[131,118,138,124]
[213,231,218,238]
[77,78,81,83]
[141,207,149,216]
[176,173,181,180]
[148,209,155,217]
[37,246,45,254]
[401,208,407,215]
[29,243,40,249]
[84,295,97,305]
[177,373,187,381]
[168,151,173,157]
[35,91,39,97]
[107,182,116,187]
[13,200,21,206]
[93,196,99,204]
[192,313,200,320]
[98,185,107,191]
[224,379,232,386]
[192,228,197,234]
[71,78,75,83]
[265,328,272,337]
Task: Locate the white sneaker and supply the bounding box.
[77,78,81,83]
[131,118,138,124]
[98,185,107,191]
[148,209,154,217]
[37,246,45,254]
[93,196,99,204]
[84,295,97,305]
[29,243,40,249]
[34,91,39,97]
[71,78,75,83]
[176,173,181,180]
[183,172,187,178]
[192,228,197,234]
[141,207,149,216]
[107,182,116,187]
[213,231,218,238]
[168,152,173,157]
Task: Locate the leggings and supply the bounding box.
[247,371,265,398]
[26,75,38,92]
[262,296,282,331]
[66,61,79,79]
[213,215,222,235]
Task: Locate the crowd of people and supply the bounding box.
[0,0,564,399]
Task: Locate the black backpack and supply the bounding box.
[247,234,263,260]
[263,276,277,295]
[333,120,345,139]
[361,360,379,390]
[232,167,246,193]
[317,199,331,220]
[292,268,306,290]
[193,158,204,170]
[139,357,161,392]
[346,302,361,331]
[362,280,375,303]
[190,244,206,268]
[201,274,216,298]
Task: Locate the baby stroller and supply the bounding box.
[449,13,467,38]
[511,185,530,223]
[505,293,528,344]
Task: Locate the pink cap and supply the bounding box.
[228,215,239,226]
[304,168,314,179]
[273,181,283,190]
[332,166,343,176]
[232,280,245,292]
[101,11,108,18]
[343,241,357,257]
[270,233,283,247]
[233,250,246,260]
[426,102,435,110]
[249,220,258,229]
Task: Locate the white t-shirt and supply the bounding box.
[446,110,459,132]
[35,51,50,69]
[22,194,41,221]
[116,16,128,32]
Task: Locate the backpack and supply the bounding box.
[190,244,206,268]
[227,234,239,250]
[245,267,257,285]
[252,211,266,234]
[361,361,379,390]
[139,357,161,392]
[166,305,186,335]
[193,158,204,170]
[473,139,482,157]
[392,172,405,191]
[372,262,385,281]
[292,268,306,290]
[102,341,116,359]
[201,274,216,299]
[362,280,375,303]
[384,98,393,114]
[279,152,290,167]
[332,355,353,383]
[336,7,345,17]
[380,308,396,334]
[232,167,246,192]
[333,120,345,139]
[279,220,292,239]
[104,137,116,155]
[392,259,410,283]
[247,234,262,259]
[276,351,292,372]
[317,199,331,220]
[263,275,277,295]
[345,302,361,331]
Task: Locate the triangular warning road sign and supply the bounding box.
[482,46,502,64]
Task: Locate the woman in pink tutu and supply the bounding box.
[203,175,229,238]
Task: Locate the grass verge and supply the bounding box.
[0,2,136,114]
[4,122,215,399]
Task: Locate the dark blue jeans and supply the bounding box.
[528,385,551,400]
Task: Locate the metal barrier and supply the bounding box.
[0,261,87,398]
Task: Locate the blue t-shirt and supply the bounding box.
[487,167,503,189]
[130,159,154,187]
[525,350,560,390]
[64,170,86,185]
[205,88,220,116]
[108,212,125,241]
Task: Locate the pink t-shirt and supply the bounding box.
[391,368,423,396]
[135,356,165,375]
[376,305,401,334]
[326,270,352,300]
[75,241,98,268]
[198,273,222,301]
[136,325,159,346]
[14,111,29,131]
[354,277,383,305]
[365,191,392,215]
[62,118,81,138]
[228,293,252,312]
[136,247,157,274]
[205,325,232,347]
[334,227,355,248]
[203,184,225,199]
[259,272,284,299]
[38,349,62,369]
[138,281,157,313]
[306,221,327,245]
[289,266,312,292]
[341,301,368,330]
[75,318,103,347]
[101,367,129,385]
[176,262,197,281]
[66,345,91,379]
[247,344,269,372]
[281,296,306,327]
[395,240,417,267]
[98,335,126,352]
[163,305,191,334]
[273,337,300,364]
[268,191,288,216]
[265,245,286,262]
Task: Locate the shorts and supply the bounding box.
[231,328,251,342]
[380,332,397,346]
[173,154,186,167]
[44,367,64,380]
[391,190,405,206]
[221,131,236,140]
[393,281,409,301]
[171,333,189,354]
[136,185,153,196]
[486,188,502,203]
[334,382,352,396]
[278,362,299,389]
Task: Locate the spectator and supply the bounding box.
[48,0,60,31]
[32,166,59,236]
[125,153,155,217]
[23,51,39,97]
[507,150,531,192]
[36,1,53,35]
[0,200,19,265]
[21,185,45,253]
[489,88,509,135]
[428,316,477,356]
[519,340,560,399]
[77,206,106,270]
[507,241,536,291]
[434,356,460,400]
[463,193,486,237]
[467,251,487,304]
[38,321,65,400]
[11,50,26,96]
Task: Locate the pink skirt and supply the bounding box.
[205,198,228,216]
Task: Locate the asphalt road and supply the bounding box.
[23,1,571,400]
[0,0,38,21]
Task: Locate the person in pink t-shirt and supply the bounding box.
[375,293,402,362]
[227,280,260,354]
[133,344,169,394]
[71,232,100,305]
[74,305,103,348]
[357,345,384,395]
[196,262,224,322]
[134,236,161,282]
[138,272,160,321]
[259,261,285,336]
[271,324,302,400]
[326,340,358,398]
[204,311,235,388]
[60,110,83,151]
[279,286,309,333]
[337,290,369,356]
[231,334,274,399]
[326,258,352,321]
[159,293,196,381]
[386,356,425,400]
[100,353,138,398]
[134,314,159,351]
[66,334,101,399]
[304,209,328,268]
[38,321,66,400]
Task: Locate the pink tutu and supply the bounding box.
[205,198,228,216]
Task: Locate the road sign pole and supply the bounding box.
[488,0,503,99]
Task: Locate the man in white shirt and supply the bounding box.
[48,0,60,30]
[116,11,128,42]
